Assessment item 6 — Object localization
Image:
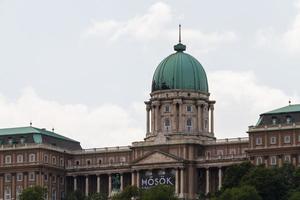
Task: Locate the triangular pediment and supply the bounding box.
[134,151,181,165]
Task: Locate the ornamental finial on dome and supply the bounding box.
[174,24,186,52]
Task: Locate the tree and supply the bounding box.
[65,190,86,200]
[111,186,139,200]
[288,191,300,200]
[87,193,107,200]
[141,185,178,200]
[218,185,261,200]
[222,162,253,190]
[241,166,288,200]
[19,186,47,200]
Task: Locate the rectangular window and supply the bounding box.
[284,136,291,144]
[5,155,11,164]
[256,137,262,145]
[270,156,277,166]
[186,105,192,112]
[5,174,11,182]
[164,105,170,113]
[270,136,277,144]
[17,173,23,182]
[28,172,35,181]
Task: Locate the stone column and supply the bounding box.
[120,173,124,191]
[175,169,179,195]
[12,174,16,200]
[73,176,77,191]
[197,102,202,132]
[218,167,222,191]
[108,174,112,197]
[24,173,28,189]
[179,168,184,198]
[293,155,297,166]
[264,156,268,167]
[278,155,283,167]
[136,171,140,188]
[131,171,135,186]
[154,102,161,132]
[264,134,268,148]
[206,168,210,194]
[0,176,3,200]
[210,104,214,134]
[151,105,155,133]
[172,101,178,132]
[178,100,183,132]
[146,105,151,134]
[85,176,89,196]
[97,175,101,193]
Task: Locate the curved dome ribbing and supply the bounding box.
[151,44,209,93]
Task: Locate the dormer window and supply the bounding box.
[164,118,171,131]
[286,116,292,124]
[20,137,25,144]
[8,138,13,145]
[272,117,277,125]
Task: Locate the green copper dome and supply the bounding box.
[151,43,209,93]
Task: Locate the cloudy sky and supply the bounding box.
[1,0,300,148]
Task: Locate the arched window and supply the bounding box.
[286,116,292,124]
[164,118,171,131]
[17,154,23,163]
[272,117,277,125]
[256,157,263,165]
[44,154,48,163]
[29,153,36,162]
[86,159,91,165]
[52,156,56,165]
[186,118,192,132]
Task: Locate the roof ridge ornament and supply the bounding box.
[174,24,186,52]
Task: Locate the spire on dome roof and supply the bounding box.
[174,24,186,52]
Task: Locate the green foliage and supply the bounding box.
[217,162,300,200]
[19,186,47,200]
[218,185,261,200]
[87,193,107,200]
[221,161,253,190]
[112,185,177,200]
[65,190,86,200]
[141,185,178,200]
[111,186,139,200]
[288,191,300,200]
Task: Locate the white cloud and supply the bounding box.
[83,2,238,52]
[209,70,300,139]
[255,1,300,54]
[282,1,300,53]
[0,71,297,147]
[0,88,145,148]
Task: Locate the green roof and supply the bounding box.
[0,126,78,142]
[263,104,300,115]
[151,42,208,93]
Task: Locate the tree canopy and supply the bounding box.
[213,162,300,200]
[19,186,47,200]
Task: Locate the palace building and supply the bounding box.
[0,36,300,200]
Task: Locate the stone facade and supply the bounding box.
[0,41,299,200]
